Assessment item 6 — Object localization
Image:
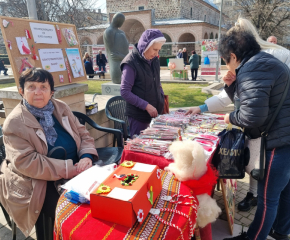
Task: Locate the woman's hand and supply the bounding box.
[146,104,158,118]
[185,107,201,115]
[223,71,236,86]
[224,113,230,124]
[75,157,92,173]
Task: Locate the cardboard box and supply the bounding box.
[90,162,162,227]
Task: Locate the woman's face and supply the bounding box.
[143,42,163,60]
[225,53,240,74]
[19,81,53,108]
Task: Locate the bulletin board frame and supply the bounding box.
[0,16,87,87]
[220,178,237,235]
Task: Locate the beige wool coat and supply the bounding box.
[0,98,98,236]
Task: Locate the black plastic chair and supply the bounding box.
[105,96,130,145]
[73,111,124,165]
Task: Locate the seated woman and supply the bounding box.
[84,60,95,78]
[0,68,98,238]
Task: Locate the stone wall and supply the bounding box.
[181,0,221,26]
[106,0,220,23]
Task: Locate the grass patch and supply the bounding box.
[162,83,212,108]
[0,81,212,109]
[0,83,16,89]
[81,80,110,94]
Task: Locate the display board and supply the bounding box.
[220,179,237,235]
[0,16,86,87]
[200,39,221,76]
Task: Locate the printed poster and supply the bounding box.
[30,22,59,44]
[200,39,221,76]
[38,48,66,73]
[65,48,84,78]
[16,37,31,55]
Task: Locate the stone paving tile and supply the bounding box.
[215,179,257,229]
[0,210,36,240]
[240,217,253,226]
[248,214,255,221]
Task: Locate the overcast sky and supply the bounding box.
[94,0,106,12]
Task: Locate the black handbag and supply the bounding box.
[213,125,248,179]
[251,77,290,181]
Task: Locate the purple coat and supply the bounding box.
[121,29,165,111]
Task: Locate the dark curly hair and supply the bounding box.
[19,68,54,93]
[219,29,261,64]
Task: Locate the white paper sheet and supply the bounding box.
[107,187,137,201]
[30,22,59,44]
[39,48,66,73]
[61,164,116,201]
[132,163,156,172]
[16,37,31,55]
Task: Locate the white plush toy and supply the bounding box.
[165,140,221,227]
[165,140,207,181]
[196,194,222,228]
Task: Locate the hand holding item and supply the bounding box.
[185,107,201,116]
[75,157,92,173]
[146,104,158,118]
[224,113,230,124]
[223,71,236,86]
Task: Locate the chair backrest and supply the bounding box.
[106,96,129,131]
[0,127,5,164]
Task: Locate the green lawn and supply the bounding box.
[0,81,212,108]
[162,83,212,108]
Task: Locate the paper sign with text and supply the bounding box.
[30,22,59,44]
[39,48,66,73]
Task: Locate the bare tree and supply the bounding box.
[0,0,106,28]
[226,0,290,43]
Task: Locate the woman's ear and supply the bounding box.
[50,91,55,98]
[18,87,23,96]
[230,53,237,62]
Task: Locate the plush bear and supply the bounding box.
[165,140,221,227]
[165,140,207,181]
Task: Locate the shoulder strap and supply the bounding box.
[263,75,290,136]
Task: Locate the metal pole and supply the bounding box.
[215,0,224,82]
[26,0,38,20]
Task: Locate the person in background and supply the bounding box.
[96,50,108,72]
[182,47,188,65]
[186,17,290,215]
[120,29,166,137]
[0,59,8,76]
[84,60,95,78]
[267,35,278,44]
[189,50,199,81]
[83,52,93,66]
[0,68,98,239]
[176,49,183,58]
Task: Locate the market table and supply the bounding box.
[54,170,198,240]
[120,148,219,240]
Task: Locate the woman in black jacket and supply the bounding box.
[220,29,290,240]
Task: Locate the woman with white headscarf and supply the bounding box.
[120,29,166,137]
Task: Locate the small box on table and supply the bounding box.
[90,162,162,228]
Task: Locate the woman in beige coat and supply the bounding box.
[0,68,98,238]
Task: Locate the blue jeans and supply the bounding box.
[98,64,106,72]
[247,145,290,240]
